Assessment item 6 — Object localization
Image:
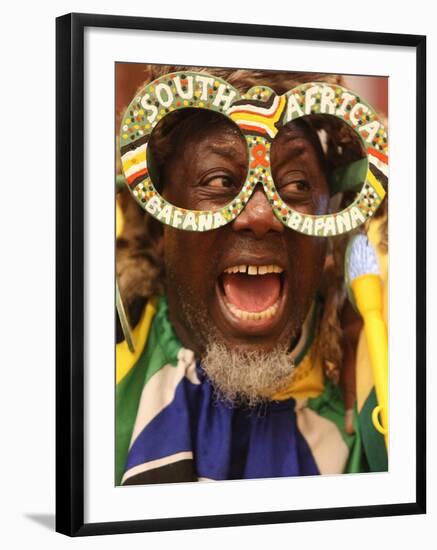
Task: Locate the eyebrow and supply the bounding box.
[203,142,247,164]
[206,143,239,157]
[272,140,310,173]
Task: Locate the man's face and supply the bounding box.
[160,112,329,358]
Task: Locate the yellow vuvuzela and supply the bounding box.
[346,235,388,448]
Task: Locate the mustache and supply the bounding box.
[212,230,292,274]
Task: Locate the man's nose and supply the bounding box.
[232,183,284,238]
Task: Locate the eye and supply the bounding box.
[201,174,237,189]
[293,180,311,192]
[280,179,312,193]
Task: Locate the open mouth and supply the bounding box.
[215,264,288,334]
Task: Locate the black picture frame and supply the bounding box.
[56,12,426,537]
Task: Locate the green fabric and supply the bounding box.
[358,388,388,472]
[307,381,368,473]
[115,296,181,485]
[347,405,370,473]
[330,157,368,195]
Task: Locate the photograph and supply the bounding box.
[115,63,389,486]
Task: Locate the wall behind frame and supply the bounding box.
[0,0,432,548]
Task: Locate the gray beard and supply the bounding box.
[174,286,299,408]
[200,341,296,408]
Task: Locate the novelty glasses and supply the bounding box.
[119,72,387,236]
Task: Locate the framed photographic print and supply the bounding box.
[56,12,426,536]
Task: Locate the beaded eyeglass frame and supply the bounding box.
[119,71,388,237]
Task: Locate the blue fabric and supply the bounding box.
[125,362,319,480]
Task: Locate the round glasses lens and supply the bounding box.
[271,114,370,217]
[147,108,249,211]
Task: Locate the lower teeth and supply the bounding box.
[225,300,279,321]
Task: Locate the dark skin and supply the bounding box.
[159,113,330,357]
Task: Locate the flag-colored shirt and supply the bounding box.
[115,295,386,485]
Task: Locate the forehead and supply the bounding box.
[173,109,243,145]
[271,121,325,162]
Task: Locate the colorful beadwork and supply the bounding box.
[119,72,388,236]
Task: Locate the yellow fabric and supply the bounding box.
[271,345,325,401]
[356,217,388,411]
[116,197,124,239]
[116,298,158,385]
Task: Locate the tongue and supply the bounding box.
[222,273,281,312]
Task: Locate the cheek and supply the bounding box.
[288,235,327,295]
[163,227,219,297]
[161,165,189,209]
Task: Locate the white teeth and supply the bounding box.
[225,299,280,321]
[223,264,284,275]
